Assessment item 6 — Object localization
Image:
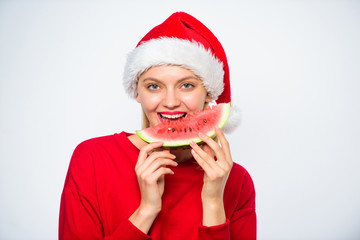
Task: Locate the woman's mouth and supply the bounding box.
[158,112,187,122]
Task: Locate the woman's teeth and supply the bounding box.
[160,113,186,121]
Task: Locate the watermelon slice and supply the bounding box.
[136,102,230,147]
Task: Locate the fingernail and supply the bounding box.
[199,132,205,138]
[190,141,195,146]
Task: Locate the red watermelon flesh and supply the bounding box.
[136,103,230,147]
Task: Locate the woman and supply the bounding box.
[59,12,256,240]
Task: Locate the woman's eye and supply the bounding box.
[182,83,194,89]
[147,84,160,90]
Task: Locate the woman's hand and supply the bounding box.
[190,127,233,226]
[129,141,177,233]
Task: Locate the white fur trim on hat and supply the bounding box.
[209,101,241,133]
[222,104,242,133]
[123,37,224,100]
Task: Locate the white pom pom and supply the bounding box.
[222,104,242,134]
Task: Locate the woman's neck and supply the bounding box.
[169,147,194,163]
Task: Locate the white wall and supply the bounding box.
[1,0,359,239]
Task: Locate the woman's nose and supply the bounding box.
[163,89,180,109]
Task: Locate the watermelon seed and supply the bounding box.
[172,128,175,132]
[189,128,192,132]
[184,128,187,133]
[203,119,207,123]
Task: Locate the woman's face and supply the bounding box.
[136,65,211,127]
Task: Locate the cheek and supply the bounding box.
[138,92,162,111]
[182,92,208,110]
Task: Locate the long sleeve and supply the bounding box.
[198,219,231,239]
[229,171,256,239]
[59,141,150,240]
[198,170,256,240]
[59,188,150,240]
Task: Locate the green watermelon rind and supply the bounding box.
[136,103,231,147]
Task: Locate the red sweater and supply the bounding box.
[59,132,256,240]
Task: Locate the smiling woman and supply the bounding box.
[136,65,211,127]
[59,12,256,240]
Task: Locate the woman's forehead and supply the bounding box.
[139,65,202,82]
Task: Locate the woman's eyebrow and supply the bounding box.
[142,76,201,83]
[141,77,161,82]
[178,76,201,82]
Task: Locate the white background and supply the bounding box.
[1,0,359,239]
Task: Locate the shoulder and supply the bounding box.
[68,132,130,167]
[225,163,256,210]
[230,162,253,182]
[76,133,121,149]
[74,132,130,154]
[227,163,256,198]
[70,131,140,164]
[64,132,134,186]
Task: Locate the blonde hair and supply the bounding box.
[141,108,151,130]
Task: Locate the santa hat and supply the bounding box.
[123,12,241,133]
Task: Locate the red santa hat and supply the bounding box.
[123,12,241,132]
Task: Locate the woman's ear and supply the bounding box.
[136,94,141,103]
[205,93,212,103]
